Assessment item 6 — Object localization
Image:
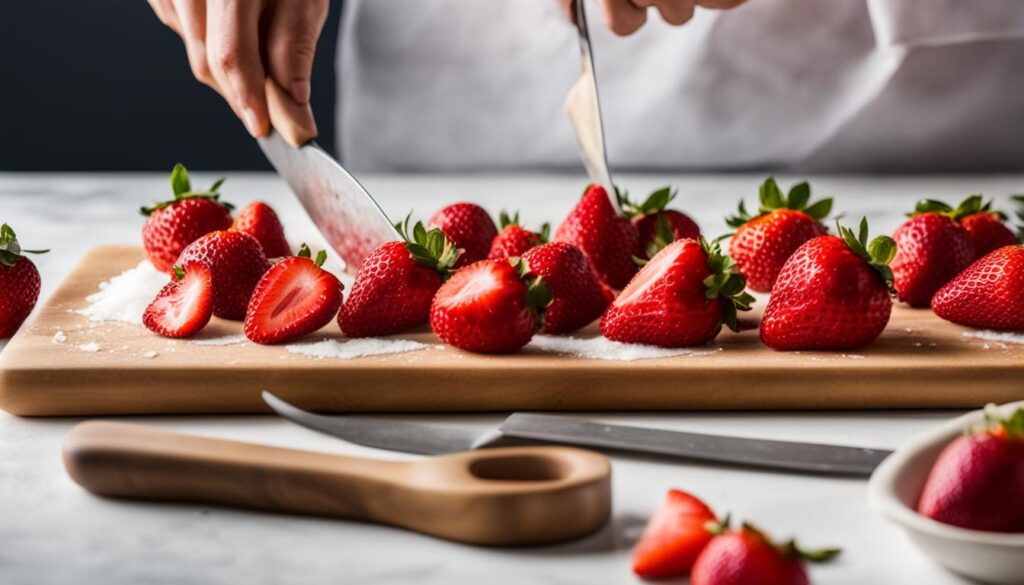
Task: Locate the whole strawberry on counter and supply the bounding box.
[141,163,233,274]
[600,238,754,348]
[554,184,640,289]
[761,219,895,351]
[245,245,343,344]
[0,224,47,339]
[954,195,1020,258]
[143,263,213,339]
[932,245,1024,331]
[520,242,611,334]
[340,218,460,338]
[632,489,718,580]
[726,178,831,293]
[430,258,551,353]
[890,197,976,307]
[231,201,291,258]
[487,211,548,260]
[176,230,271,320]
[428,202,497,268]
[619,186,701,261]
[917,405,1024,533]
[691,521,839,585]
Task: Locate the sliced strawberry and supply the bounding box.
[143,263,214,338]
[244,245,343,345]
[633,489,718,580]
[177,230,271,320]
[232,201,291,258]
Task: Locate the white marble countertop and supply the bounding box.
[3,172,1023,585]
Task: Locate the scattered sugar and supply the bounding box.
[52,330,67,344]
[142,351,158,359]
[962,330,1024,345]
[285,338,429,360]
[527,335,715,362]
[191,334,248,347]
[841,354,866,360]
[77,342,101,353]
[78,261,167,325]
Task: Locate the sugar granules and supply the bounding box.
[285,338,430,360]
[78,261,167,325]
[527,335,716,362]
[962,330,1024,345]
[191,334,248,347]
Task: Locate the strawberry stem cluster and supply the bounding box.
[706,516,841,563]
[617,186,676,218]
[975,403,1024,439]
[726,177,832,228]
[700,237,755,332]
[1013,194,1024,240]
[395,215,460,278]
[296,243,328,267]
[836,218,897,290]
[498,211,550,241]
[0,223,48,267]
[510,257,554,326]
[911,194,1002,221]
[140,163,231,216]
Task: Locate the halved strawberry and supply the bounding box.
[142,263,214,338]
[632,489,718,580]
[231,201,291,258]
[176,230,271,320]
[244,245,344,345]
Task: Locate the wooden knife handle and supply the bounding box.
[265,78,317,147]
[63,421,613,546]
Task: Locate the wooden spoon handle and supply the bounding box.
[62,421,406,520]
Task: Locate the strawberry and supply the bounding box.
[141,163,233,273]
[430,259,550,353]
[0,224,46,339]
[487,211,548,260]
[339,217,460,338]
[691,521,839,585]
[760,219,895,350]
[553,184,640,289]
[619,186,701,260]
[917,405,1024,532]
[244,245,343,344]
[176,230,271,320]
[726,178,831,293]
[600,238,753,348]
[521,242,610,334]
[932,245,1024,331]
[922,194,1018,259]
[142,263,214,338]
[231,201,291,258]
[632,489,718,580]
[428,202,497,268]
[890,197,976,307]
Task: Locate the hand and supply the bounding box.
[148,0,328,138]
[558,0,746,36]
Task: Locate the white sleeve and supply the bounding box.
[867,0,1024,47]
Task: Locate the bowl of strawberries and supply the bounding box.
[868,401,1024,584]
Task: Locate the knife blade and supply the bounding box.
[257,131,399,273]
[262,392,891,477]
[565,0,615,196]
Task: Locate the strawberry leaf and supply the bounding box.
[836,218,896,292]
[396,213,460,278]
[170,163,191,197]
[728,177,831,227]
[0,223,47,267]
[619,186,677,218]
[911,194,999,221]
[782,539,842,563]
[142,163,229,216]
[786,182,811,210]
[700,237,754,332]
[499,210,519,229]
[704,513,731,536]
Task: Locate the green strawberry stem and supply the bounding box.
[395,213,460,278]
[780,538,842,563]
[297,243,328,267]
[0,223,48,267]
[1012,194,1024,240]
[726,177,832,228]
[510,257,554,331]
[911,193,1012,222]
[498,210,550,242]
[140,163,231,216]
[704,512,732,536]
[975,404,1024,439]
[836,218,896,292]
[701,237,755,332]
[617,186,677,219]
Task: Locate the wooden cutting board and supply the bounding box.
[1,245,1022,416]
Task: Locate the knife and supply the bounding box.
[565,0,616,197]
[258,82,399,273]
[263,392,892,478]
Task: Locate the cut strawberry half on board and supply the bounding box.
[143,263,214,338]
[487,211,548,260]
[0,223,47,339]
[600,237,754,348]
[244,245,344,345]
[176,230,271,320]
[231,201,291,258]
[429,258,550,353]
[632,489,718,580]
[339,216,460,338]
[619,186,701,261]
[726,178,831,293]
[932,244,1024,331]
[891,197,977,307]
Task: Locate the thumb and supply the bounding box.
[265,0,329,105]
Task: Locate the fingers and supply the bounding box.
[171,0,223,95]
[652,0,696,26]
[206,0,270,137]
[598,0,647,36]
[265,0,328,105]
[695,0,746,8]
[265,78,317,147]
[148,0,182,33]
[555,0,575,23]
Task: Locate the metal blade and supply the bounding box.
[261,392,487,455]
[258,132,400,274]
[565,0,615,195]
[500,414,892,477]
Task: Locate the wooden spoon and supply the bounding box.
[63,421,612,546]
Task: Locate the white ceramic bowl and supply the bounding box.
[868,400,1024,584]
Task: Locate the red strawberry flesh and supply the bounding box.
[142,263,213,338]
[244,254,342,345]
[632,489,717,579]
